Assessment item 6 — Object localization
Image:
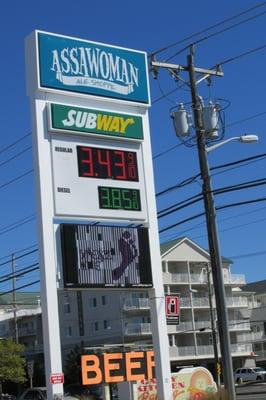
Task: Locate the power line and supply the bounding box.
[156,153,266,197]
[0,249,38,268]
[0,169,33,190]
[149,2,266,58]
[0,214,35,237]
[166,9,266,61]
[0,133,31,156]
[0,146,32,168]
[0,280,40,296]
[159,196,266,233]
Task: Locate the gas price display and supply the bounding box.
[77,146,138,181]
[98,187,141,211]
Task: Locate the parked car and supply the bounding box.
[17,387,77,400]
[64,383,103,399]
[234,367,266,383]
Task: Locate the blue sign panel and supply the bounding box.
[38,32,149,104]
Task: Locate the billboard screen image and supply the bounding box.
[60,224,152,288]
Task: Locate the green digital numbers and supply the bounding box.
[98,187,141,211]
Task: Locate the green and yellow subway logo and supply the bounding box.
[50,103,143,139]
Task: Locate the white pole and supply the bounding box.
[30,96,64,399]
[142,110,172,400]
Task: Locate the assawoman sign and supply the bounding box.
[25,30,171,400]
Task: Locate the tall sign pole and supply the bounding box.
[25,31,172,399]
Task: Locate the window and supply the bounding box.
[93,298,97,307]
[104,320,111,330]
[65,326,72,337]
[102,296,106,306]
[94,322,99,331]
[64,303,71,313]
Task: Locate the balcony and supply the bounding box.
[163,273,189,285]
[123,298,150,311]
[231,343,252,353]
[227,297,248,307]
[124,323,151,336]
[229,320,250,331]
[197,345,214,355]
[224,274,246,285]
[169,346,196,358]
[168,322,193,333]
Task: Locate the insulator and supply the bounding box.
[202,101,219,138]
[171,104,190,137]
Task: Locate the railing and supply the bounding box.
[231,343,252,353]
[171,274,189,283]
[195,321,211,330]
[123,298,150,310]
[227,297,248,307]
[229,320,250,330]
[192,297,210,307]
[224,274,246,285]
[180,298,191,307]
[124,323,151,335]
[18,327,37,336]
[168,322,193,333]
[197,345,214,355]
[251,331,264,341]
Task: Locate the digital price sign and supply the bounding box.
[50,136,148,220]
[98,187,141,211]
[77,146,138,181]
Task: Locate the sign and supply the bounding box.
[50,373,64,384]
[133,368,217,400]
[50,135,147,220]
[61,224,153,288]
[165,295,180,325]
[81,351,155,384]
[37,31,149,104]
[49,103,144,140]
[27,360,34,379]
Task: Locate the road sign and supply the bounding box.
[50,373,64,384]
[165,295,180,325]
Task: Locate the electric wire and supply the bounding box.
[159,196,266,233]
[0,133,31,156]
[0,280,40,296]
[0,169,33,191]
[165,9,266,61]
[149,2,266,58]
[0,146,32,168]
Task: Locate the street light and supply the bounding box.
[187,51,259,400]
[206,135,258,152]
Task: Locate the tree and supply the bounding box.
[64,344,83,384]
[0,338,26,395]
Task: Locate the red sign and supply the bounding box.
[50,373,64,384]
[165,295,180,325]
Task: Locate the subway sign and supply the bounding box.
[49,103,143,140]
[37,31,150,103]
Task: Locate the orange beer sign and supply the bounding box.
[82,350,155,384]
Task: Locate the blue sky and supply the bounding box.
[0,0,265,292]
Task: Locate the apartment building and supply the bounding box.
[243,280,266,367]
[0,237,254,376]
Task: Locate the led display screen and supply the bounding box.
[60,224,152,288]
[98,187,141,211]
[77,145,138,181]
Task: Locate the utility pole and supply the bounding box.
[187,46,235,400]
[205,263,221,388]
[11,254,19,344]
[151,46,236,400]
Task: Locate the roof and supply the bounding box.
[160,237,185,255]
[0,291,40,306]
[160,237,233,264]
[242,280,266,295]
